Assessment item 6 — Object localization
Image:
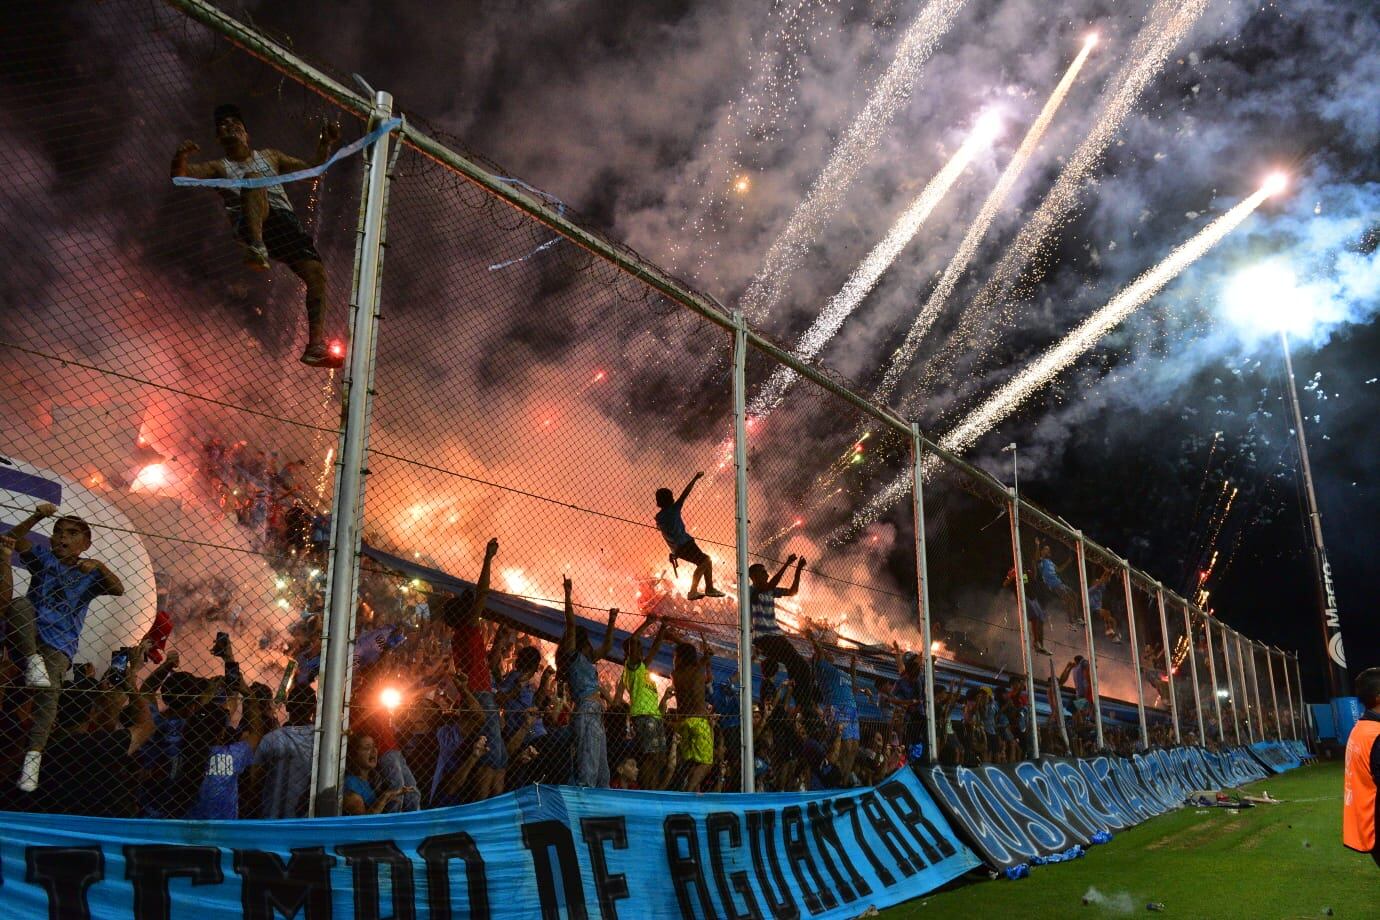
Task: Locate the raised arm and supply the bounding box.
[779,556,806,598]
[767,554,796,590]
[595,608,620,661]
[559,576,577,653]
[77,558,124,597]
[170,140,224,180]
[270,120,341,172]
[0,535,13,602]
[8,503,56,553]
[469,538,499,620]
[1057,661,1076,685]
[675,471,704,507]
[645,621,670,663]
[124,642,158,754]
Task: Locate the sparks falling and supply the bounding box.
[911,0,1212,402]
[940,183,1280,455]
[738,0,971,321]
[842,181,1280,536]
[748,112,1001,418]
[872,36,1096,407]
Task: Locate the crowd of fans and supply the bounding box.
[0,461,1280,819]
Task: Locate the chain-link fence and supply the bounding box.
[0,0,1306,821]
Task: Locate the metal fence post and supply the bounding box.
[1221,622,1242,745]
[1181,602,1205,744]
[1247,639,1267,741]
[1074,534,1104,749]
[1264,644,1282,742]
[1007,495,1040,759]
[1292,653,1310,748]
[731,311,754,793]
[311,90,395,817]
[1232,630,1255,743]
[1280,648,1298,741]
[1120,565,1148,748]
[1201,610,1223,747]
[910,426,938,760]
[1155,585,1180,745]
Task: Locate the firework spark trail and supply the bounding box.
[841,183,1278,538]
[906,0,1212,405]
[872,36,1097,408]
[739,0,971,321]
[747,115,999,418]
[677,0,829,280]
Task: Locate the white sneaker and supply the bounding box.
[17,750,40,792]
[24,655,51,689]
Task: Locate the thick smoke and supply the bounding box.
[4,0,1377,680]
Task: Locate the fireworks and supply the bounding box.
[873,36,1096,407]
[841,181,1279,537]
[748,113,1001,418]
[739,0,972,321]
[910,0,1213,403]
[940,182,1279,456]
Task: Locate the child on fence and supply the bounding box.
[4,503,124,792]
[654,473,723,600]
[171,104,343,368]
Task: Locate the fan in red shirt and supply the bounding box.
[439,538,507,800]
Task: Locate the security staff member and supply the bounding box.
[1343,667,1380,868]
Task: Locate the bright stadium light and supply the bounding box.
[1222,262,1317,339]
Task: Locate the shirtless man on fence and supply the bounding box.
[172,104,342,368]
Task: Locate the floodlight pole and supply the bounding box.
[731,311,755,793]
[312,91,395,816]
[1280,331,1348,696]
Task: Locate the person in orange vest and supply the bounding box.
[1343,667,1380,868]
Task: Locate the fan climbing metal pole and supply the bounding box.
[731,311,755,793]
[910,425,938,761]
[312,91,395,817]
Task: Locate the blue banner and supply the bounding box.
[1250,740,1303,773]
[0,767,977,918]
[918,746,1269,870]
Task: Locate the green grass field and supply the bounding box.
[884,761,1376,919]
